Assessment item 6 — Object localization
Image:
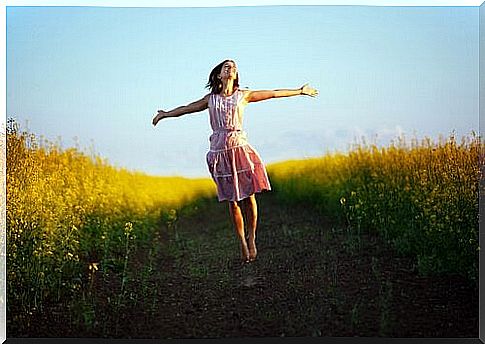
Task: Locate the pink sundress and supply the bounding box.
[206,89,271,202]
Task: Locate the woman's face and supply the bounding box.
[219,60,238,80]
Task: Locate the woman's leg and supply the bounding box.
[228,201,249,262]
[242,195,258,261]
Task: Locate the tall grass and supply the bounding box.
[6,119,216,325]
[267,133,482,284]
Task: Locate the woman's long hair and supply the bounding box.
[206,59,239,94]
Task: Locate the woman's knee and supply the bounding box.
[244,194,257,208]
[228,201,240,212]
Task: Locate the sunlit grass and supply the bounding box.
[6,118,216,323]
[267,132,482,284]
[6,116,482,335]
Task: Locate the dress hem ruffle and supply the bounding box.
[215,187,271,202]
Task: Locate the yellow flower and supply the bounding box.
[88,262,99,271]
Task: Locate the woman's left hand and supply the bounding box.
[301,83,319,97]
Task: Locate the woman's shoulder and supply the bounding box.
[237,88,251,104]
[205,92,215,108]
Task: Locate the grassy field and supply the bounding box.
[5,118,481,336]
[267,133,482,284]
[6,119,216,328]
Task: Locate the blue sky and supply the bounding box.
[6,4,479,177]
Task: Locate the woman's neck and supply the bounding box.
[220,79,235,96]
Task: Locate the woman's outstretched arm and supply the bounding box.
[243,83,318,103]
[152,94,210,126]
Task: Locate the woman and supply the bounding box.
[152,59,318,263]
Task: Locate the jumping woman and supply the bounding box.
[152,59,318,263]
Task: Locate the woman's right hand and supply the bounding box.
[300,83,319,97]
[152,110,168,126]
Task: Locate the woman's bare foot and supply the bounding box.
[248,238,257,261]
[241,242,250,263]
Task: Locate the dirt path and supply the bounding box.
[18,192,477,339]
[107,192,478,339]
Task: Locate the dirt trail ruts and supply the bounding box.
[112,192,478,339]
